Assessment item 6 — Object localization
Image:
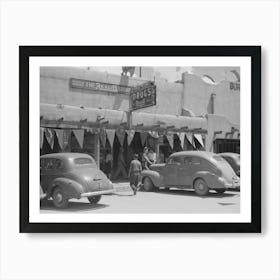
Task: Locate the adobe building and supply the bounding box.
[40,67,240,178]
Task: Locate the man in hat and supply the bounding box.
[128,153,142,195]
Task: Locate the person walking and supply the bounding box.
[128,153,142,195]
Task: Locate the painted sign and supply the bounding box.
[130,82,156,111]
[69,78,132,94]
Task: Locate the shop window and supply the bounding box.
[214,139,240,154]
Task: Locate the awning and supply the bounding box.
[40,103,127,129]
[131,112,207,132]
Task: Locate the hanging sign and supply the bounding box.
[194,134,204,147]
[140,132,148,147]
[186,132,193,146]
[55,129,64,150]
[130,82,156,111]
[116,128,125,146]
[99,129,107,148]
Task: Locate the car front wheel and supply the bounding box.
[52,187,69,208]
[194,178,209,196]
[88,195,101,204]
[143,177,154,192]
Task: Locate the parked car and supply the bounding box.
[141,151,240,196]
[219,153,240,177]
[40,153,114,208]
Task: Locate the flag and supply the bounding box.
[106,129,115,148]
[73,129,84,149]
[179,132,185,149]
[186,132,193,146]
[148,131,159,138]
[166,134,174,149]
[55,129,64,150]
[45,128,55,149]
[126,130,135,146]
[194,134,204,147]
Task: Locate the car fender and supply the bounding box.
[141,170,163,187]
[192,171,221,189]
[48,177,84,199]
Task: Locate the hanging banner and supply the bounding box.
[126,130,135,146]
[99,129,107,148]
[116,128,125,146]
[140,132,148,147]
[45,128,55,149]
[106,129,115,148]
[179,132,185,149]
[55,129,64,150]
[73,129,84,149]
[194,134,204,147]
[186,132,193,146]
[40,128,44,149]
[166,134,174,149]
[148,131,159,138]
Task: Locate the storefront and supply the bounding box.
[40,103,208,180]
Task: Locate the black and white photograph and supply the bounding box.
[20,46,260,233]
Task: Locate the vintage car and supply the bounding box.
[141,151,240,196]
[40,153,114,208]
[219,152,240,177]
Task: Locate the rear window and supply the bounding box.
[74,158,93,165]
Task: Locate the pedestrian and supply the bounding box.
[142,146,153,170]
[128,153,142,195]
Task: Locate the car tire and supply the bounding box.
[194,178,209,196]
[215,189,226,194]
[52,187,69,208]
[143,177,154,192]
[88,195,102,204]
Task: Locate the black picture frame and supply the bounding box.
[20,46,261,233]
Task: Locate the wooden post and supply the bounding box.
[95,133,100,168]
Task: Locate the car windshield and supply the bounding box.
[74,157,94,165]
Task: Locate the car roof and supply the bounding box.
[170,151,217,159]
[40,152,93,160]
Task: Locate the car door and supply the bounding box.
[177,156,193,188]
[164,156,181,186]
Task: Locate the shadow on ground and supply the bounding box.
[143,188,239,199]
[40,200,109,212]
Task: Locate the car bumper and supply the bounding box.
[80,189,114,198]
[224,182,240,190]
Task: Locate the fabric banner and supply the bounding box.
[40,128,44,149]
[116,128,125,146]
[194,134,204,147]
[126,130,135,146]
[140,132,148,147]
[186,132,193,146]
[179,132,185,149]
[99,129,107,148]
[73,129,84,149]
[55,129,64,150]
[45,128,55,149]
[106,129,115,148]
[166,134,174,149]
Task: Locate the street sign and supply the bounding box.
[130,82,156,111]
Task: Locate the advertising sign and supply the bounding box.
[130,82,156,111]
